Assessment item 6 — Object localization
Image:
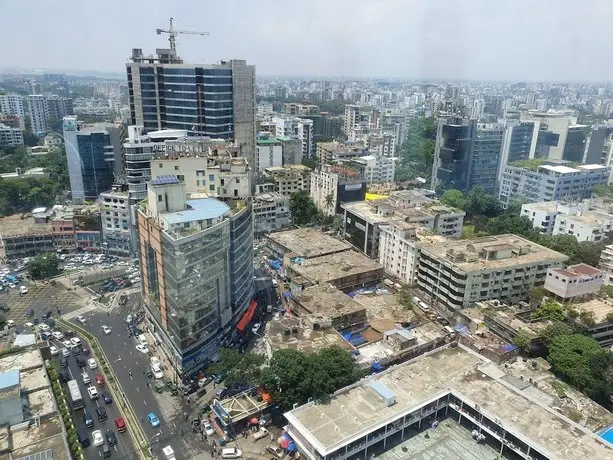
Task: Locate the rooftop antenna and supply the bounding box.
[156,17,209,52]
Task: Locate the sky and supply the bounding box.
[2,0,613,81]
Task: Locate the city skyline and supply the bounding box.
[3,0,613,81]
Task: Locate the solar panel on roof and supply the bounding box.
[151,175,180,186]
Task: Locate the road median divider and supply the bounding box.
[59,318,154,459]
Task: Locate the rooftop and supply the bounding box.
[550,263,603,278]
[285,346,613,459]
[539,164,580,174]
[289,251,383,286]
[0,348,44,372]
[572,297,613,324]
[0,370,19,389]
[0,214,53,238]
[265,228,352,258]
[10,415,70,460]
[417,234,568,272]
[293,284,366,323]
[266,315,352,354]
[161,198,231,226]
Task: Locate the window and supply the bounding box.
[177,175,185,182]
[209,174,215,182]
[159,163,163,168]
[196,170,205,176]
[209,184,215,192]
[174,165,179,171]
[158,194,163,202]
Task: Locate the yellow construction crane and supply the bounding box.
[156,17,209,52]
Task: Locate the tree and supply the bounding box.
[26,252,60,280]
[547,334,602,391]
[541,321,574,345]
[531,300,566,322]
[578,310,596,327]
[324,193,334,212]
[513,330,533,353]
[289,190,319,226]
[465,186,502,218]
[439,189,467,210]
[208,348,265,388]
[395,117,437,181]
[529,287,548,304]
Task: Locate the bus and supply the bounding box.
[67,380,84,410]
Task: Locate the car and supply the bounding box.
[60,356,68,368]
[105,429,117,446]
[221,447,243,459]
[83,411,94,428]
[203,422,215,437]
[62,340,74,349]
[136,344,149,354]
[198,377,213,388]
[51,331,64,340]
[114,416,127,433]
[19,286,28,295]
[25,322,33,328]
[101,325,111,335]
[92,430,104,447]
[49,346,59,356]
[59,368,71,383]
[6,320,15,328]
[76,355,86,367]
[87,358,97,369]
[102,392,112,404]
[72,345,82,355]
[81,372,91,384]
[81,346,90,355]
[39,324,50,332]
[96,374,105,385]
[266,445,284,459]
[251,322,261,334]
[152,366,164,379]
[215,386,227,397]
[126,314,133,324]
[213,374,225,384]
[76,315,87,324]
[87,386,99,400]
[61,347,70,357]
[147,412,160,428]
[96,406,107,421]
[41,331,53,340]
[70,337,81,347]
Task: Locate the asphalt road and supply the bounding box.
[76,309,207,460]
[50,334,135,460]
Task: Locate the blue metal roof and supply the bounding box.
[163,199,231,225]
[0,370,19,389]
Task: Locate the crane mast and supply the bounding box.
[156,17,209,52]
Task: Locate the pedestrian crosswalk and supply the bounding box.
[61,304,98,321]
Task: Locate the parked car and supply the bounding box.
[266,445,284,459]
[88,358,97,369]
[49,346,58,356]
[115,416,126,433]
[203,422,215,437]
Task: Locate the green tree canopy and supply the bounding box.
[540,321,574,345]
[547,334,602,391]
[439,189,467,210]
[394,117,436,181]
[26,252,60,280]
[289,190,319,226]
[208,348,265,388]
[531,300,566,322]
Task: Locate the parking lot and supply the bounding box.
[4,282,84,328]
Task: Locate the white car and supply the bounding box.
[136,344,149,354]
[70,337,81,347]
[82,372,91,384]
[25,322,34,328]
[88,386,99,400]
[6,320,15,328]
[152,366,164,379]
[50,346,58,356]
[39,324,50,332]
[101,325,112,335]
[76,315,86,324]
[19,286,28,295]
[251,323,261,334]
[87,358,97,369]
[62,340,74,349]
[61,348,70,358]
[203,422,215,437]
[92,429,104,446]
[51,331,64,340]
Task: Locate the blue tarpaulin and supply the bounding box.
[287,442,297,452]
[501,344,517,352]
[269,260,282,270]
[371,362,384,373]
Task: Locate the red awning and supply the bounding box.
[236,300,257,332]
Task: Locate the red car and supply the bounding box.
[115,416,126,433]
[95,374,105,385]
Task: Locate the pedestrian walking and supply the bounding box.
[184,412,188,421]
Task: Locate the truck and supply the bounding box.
[252,427,269,441]
[67,379,84,410]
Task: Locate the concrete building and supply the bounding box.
[284,345,613,460]
[570,297,613,347]
[46,95,73,122]
[499,161,610,208]
[310,164,366,217]
[43,133,63,149]
[26,95,48,134]
[264,228,352,263]
[126,48,255,171]
[544,263,604,300]
[137,178,253,376]
[0,167,48,181]
[341,190,465,258]
[0,94,24,118]
[63,116,125,203]
[0,123,23,147]
[256,137,283,171]
[416,234,568,312]
[468,123,504,194]
[0,370,22,425]
[272,116,313,159]
[99,187,134,257]
[253,192,290,234]
[431,117,477,191]
[284,103,319,116]
[498,119,538,186]
[349,154,396,185]
[262,165,311,197]
[343,104,360,135]
[585,124,613,165]
[316,140,366,165]
[600,244,613,286]
[521,200,613,243]
[378,221,422,284]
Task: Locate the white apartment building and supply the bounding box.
[272,116,314,158]
[351,155,395,184]
[343,104,360,134]
[499,162,610,208]
[99,189,133,256]
[415,234,568,311]
[378,221,420,284]
[256,138,283,172]
[26,95,49,134]
[0,94,24,118]
[253,192,291,234]
[544,264,604,300]
[599,244,613,286]
[310,164,366,217]
[0,123,23,147]
[521,200,613,243]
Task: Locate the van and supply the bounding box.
[443,325,454,334]
[102,444,111,458]
[221,447,243,459]
[137,334,147,346]
[77,429,90,447]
